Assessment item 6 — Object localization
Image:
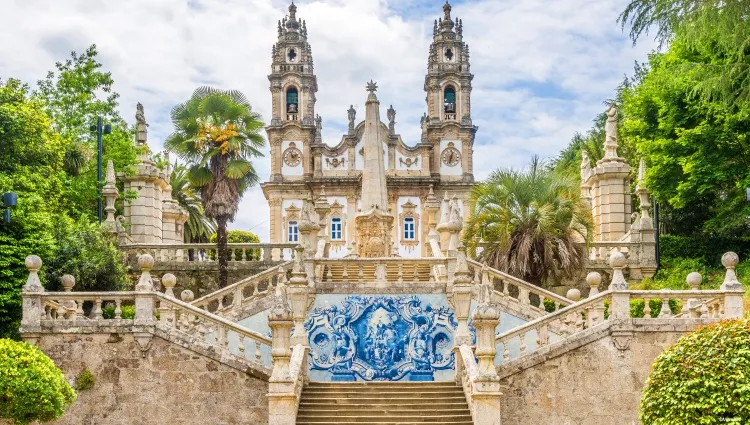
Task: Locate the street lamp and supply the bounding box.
[1,192,17,224]
[90,117,112,223]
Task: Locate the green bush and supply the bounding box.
[101,305,135,320]
[660,235,750,265]
[73,369,94,391]
[0,339,76,424]
[640,320,750,424]
[209,230,261,260]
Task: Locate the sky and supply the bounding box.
[0,0,656,241]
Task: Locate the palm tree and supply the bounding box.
[170,162,216,244]
[463,157,592,286]
[165,87,264,288]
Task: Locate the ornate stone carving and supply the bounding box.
[325,157,345,168]
[135,103,148,146]
[399,157,419,168]
[329,201,346,247]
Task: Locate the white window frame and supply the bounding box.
[404,217,416,240]
[331,218,343,240]
[288,221,299,242]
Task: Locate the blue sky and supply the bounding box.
[0,0,655,240]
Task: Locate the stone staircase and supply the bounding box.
[297,382,473,425]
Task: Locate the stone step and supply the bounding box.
[299,402,470,409]
[297,407,470,415]
[300,395,468,403]
[297,422,473,425]
[296,416,472,424]
[307,382,459,387]
[301,389,465,396]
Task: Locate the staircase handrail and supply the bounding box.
[468,259,572,308]
[457,344,478,417]
[192,261,294,314]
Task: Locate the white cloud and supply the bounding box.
[0,0,656,241]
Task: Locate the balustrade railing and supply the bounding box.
[192,261,293,315]
[312,257,451,284]
[121,243,296,265]
[467,259,572,312]
[494,288,741,366]
[588,241,640,263]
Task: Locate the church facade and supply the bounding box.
[261,2,477,258]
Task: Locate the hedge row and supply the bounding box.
[659,235,750,265]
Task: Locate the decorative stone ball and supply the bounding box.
[721,251,739,269]
[162,273,177,289]
[586,272,602,288]
[180,290,194,303]
[686,272,702,290]
[609,251,627,268]
[137,254,155,271]
[566,288,582,301]
[25,255,42,271]
[61,274,76,292]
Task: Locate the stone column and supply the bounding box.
[20,255,44,342]
[423,185,441,254]
[314,186,331,251]
[451,246,473,346]
[268,284,296,425]
[470,279,503,425]
[287,247,312,346]
[608,252,630,320]
[436,192,452,253]
[298,198,320,259]
[720,252,745,318]
[586,272,605,325]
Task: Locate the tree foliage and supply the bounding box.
[165,87,265,288]
[463,157,592,285]
[640,319,750,424]
[0,339,76,424]
[170,162,215,243]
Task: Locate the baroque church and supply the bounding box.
[262,1,476,259]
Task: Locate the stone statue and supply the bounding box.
[580,150,591,181]
[387,105,396,135]
[347,105,356,133]
[135,103,148,145]
[315,114,322,131]
[603,105,619,159]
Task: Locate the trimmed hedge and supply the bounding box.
[0,339,76,424]
[660,235,750,265]
[640,320,750,425]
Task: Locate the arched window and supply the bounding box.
[288,220,299,242]
[288,48,297,62]
[443,86,456,113]
[331,218,342,240]
[403,217,415,240]
[286,88,299,114]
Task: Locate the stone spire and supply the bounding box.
[360,81,388,212]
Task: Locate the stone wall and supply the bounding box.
[36,333,268,425]
[498,323,692,425]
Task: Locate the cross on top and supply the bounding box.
[366,80,378,93]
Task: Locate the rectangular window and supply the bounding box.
[288,221,299,242]
[404,217,415,240]
[331,218,343,240]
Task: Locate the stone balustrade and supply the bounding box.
[191,262,293,316]
[312,257,451,285]
[468,259,572,313]
[494,252,745,367]
[21,255,273,369]
[121,243,297,267]
[587,240,657,279]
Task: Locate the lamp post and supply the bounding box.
[1,192,17,224]
[90,117,112,223]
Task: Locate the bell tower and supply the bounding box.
[267,2,319,182]
[423,1,476,182]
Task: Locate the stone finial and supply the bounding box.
[586,271,602,297]
[721,252,742,290]
[61,275,75,292]
[180,290,194,302]
[366,80,378,94]
[453,244,471,285]
[162,273,177,298]
[608,251,628,290]
[289,245,308,286]
[566,288,581,301]
[23,255,43,293]
[135,254,154,292]
[277,265,288,285]
[687,272,702,290]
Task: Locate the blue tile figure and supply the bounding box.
[304,296,457,381]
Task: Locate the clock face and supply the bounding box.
[283,147,302,167]
[441,147,461,167]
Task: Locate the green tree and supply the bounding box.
[170,162,216,243]
[463,157,592,285]
[165,87,265,288]
[0,339,76,424]
[620,0,750,110]
[0,79,64,339]
[620,38,750,236]
[34,44,139,220]
[640,319,750,424]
